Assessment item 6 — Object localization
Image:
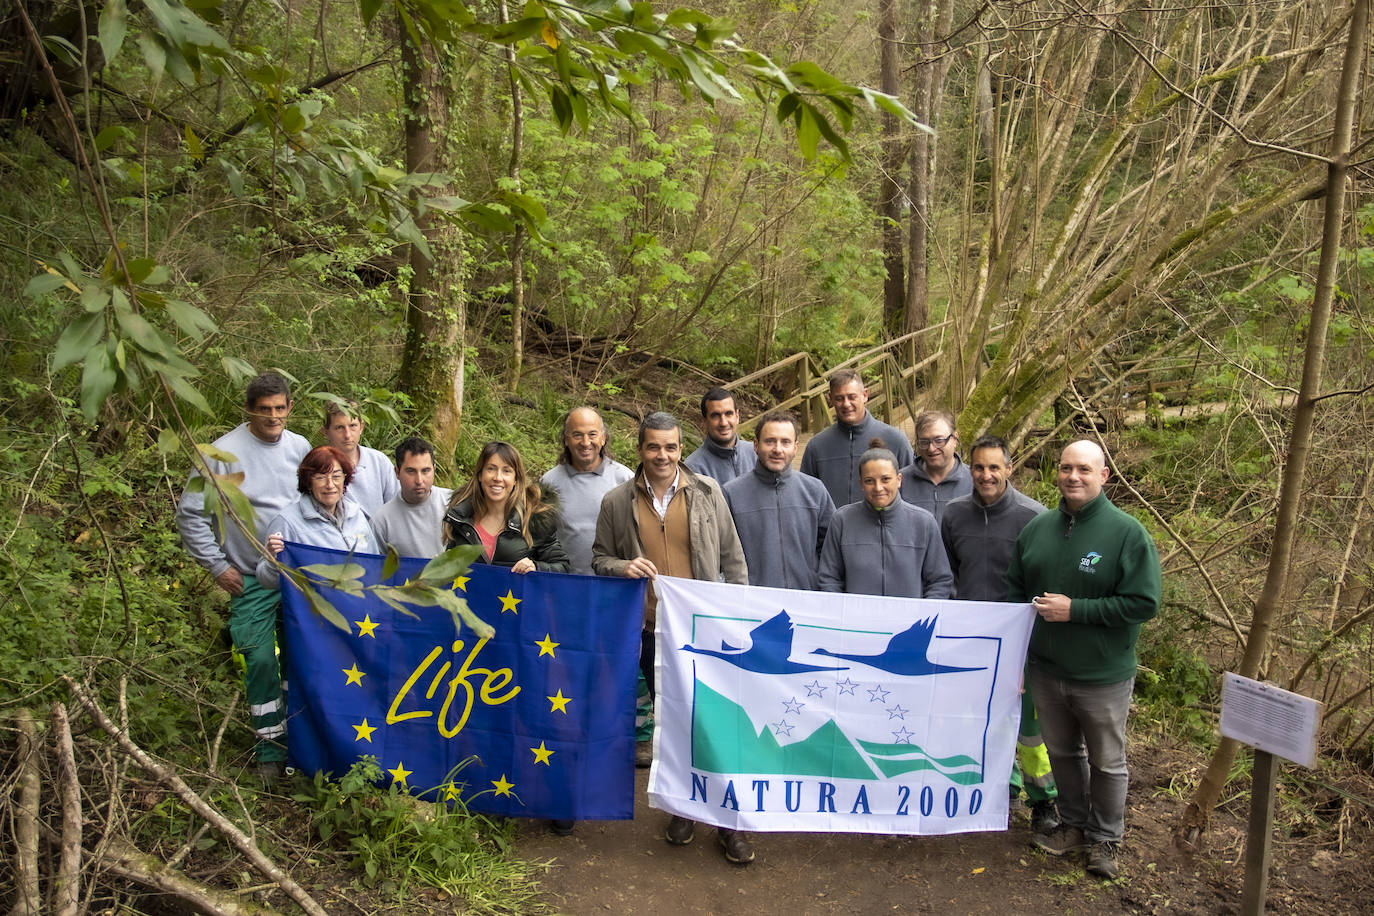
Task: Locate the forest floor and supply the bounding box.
[512,730,1374,915]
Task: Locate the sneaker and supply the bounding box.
[1030,800,1060,835]
[550,819,575,837]
[257,760,286,787]
[1032,823,1087,857]
[717,828,755,866]
[1086,841,1120,878]
[664,815,695,846]
[635,741,653,768]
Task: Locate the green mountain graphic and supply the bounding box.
[691,679,985,784]
[692,679,875,778]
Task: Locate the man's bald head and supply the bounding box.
[1057,439,1109,511]
[561,406,610,471]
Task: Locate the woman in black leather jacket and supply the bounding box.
[443,441,570,573]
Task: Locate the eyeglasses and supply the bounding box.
[916,434,957,449]
[311,471,345,483]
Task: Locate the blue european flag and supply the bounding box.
[279,542,645,820]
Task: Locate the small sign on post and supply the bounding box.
[1219,673,1322,915]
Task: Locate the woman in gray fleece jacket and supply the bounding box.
[818,442,954,599]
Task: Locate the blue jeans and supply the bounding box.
[1025,667,1133,844]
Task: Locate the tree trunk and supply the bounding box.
[905,0,955,374]
[500,0,526,390]
[1176,0,1368,851]
[878,0,905,336]
[398,21,466,462]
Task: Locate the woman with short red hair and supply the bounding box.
[258,445,378,589]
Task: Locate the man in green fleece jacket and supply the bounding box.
[1006,439,1161,880]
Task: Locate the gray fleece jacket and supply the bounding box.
[723,464,835,590]
[899,455,973,523]
[940,485,1045,600]
[800,412,914,508]
[818,498,954,598]
[685,437,757,485]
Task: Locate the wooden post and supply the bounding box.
[1240,750,1279,914]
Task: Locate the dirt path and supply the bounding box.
[513,747,1371,915]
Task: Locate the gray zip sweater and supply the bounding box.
[723,464,835,590]
[899,456,973,523]
[800,412,915,507]
[685,437,757,485]
[940,485,1045,600]
[818,498,954,598]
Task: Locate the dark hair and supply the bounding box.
[558,406,609,465]
[969,435,1010,464]
[914,409,956,437]
[244,372,291,408]
[638,411,681,446]
[755,408,799,438]
[700,387,736,416]
[296,446,355,495]
[858,438,899,477]
[323,398,361,428]
[449,441,550,545]
[828,369,864,393]
[394,436,435,466]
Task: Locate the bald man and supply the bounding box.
[1006,439,1160,880]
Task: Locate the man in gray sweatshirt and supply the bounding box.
[900,409,973,523]
[723,409,834,590]
[800,370,914,507]
[940,435,1058,837]
[321,399,398,517]
[684,387,756,485]
[176,372,310,779]
[539,406,634,575]
[370,437,454,559]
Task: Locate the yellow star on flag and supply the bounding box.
[342,663,365,686]
[547,689,571,714]
[531,741,554,765]
[536,634,559,658]
[492,774,515,797]
[355,614,379,638]
[498,590,521,614]
[352,719,376,742]
[388,761,412,787]
[451,575,470,592]
[442,781,461,802]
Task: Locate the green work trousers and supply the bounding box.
[1010,687,1058,805]
[229,575,286,763]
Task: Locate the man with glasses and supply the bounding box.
[900,409,972,523]
[177,372,310,781]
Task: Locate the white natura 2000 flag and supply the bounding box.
[647,576,1034,835]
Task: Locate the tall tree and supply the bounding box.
[1176,0,1369,850]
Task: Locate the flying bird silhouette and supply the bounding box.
[681,610,847,674]
[811,617,984,676]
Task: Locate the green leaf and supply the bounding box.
[197,442,240,464]
[157,427,182,455]
[165,299,217,339]
[114,307,164,354]
[162,372,212,415]
[54,314,106,371]
[419,543,483,586]
[125,257,157,283]
[300,561,367,584]
[300,579,351,633]
[80,342,118,420]
[185,124,204,162]
[24,271,70,299]
[138,33,166,80]
[94,124,134,151]
[491,16,546,42]
[98,0,128,66]
[549,85,573,133]
[359,0,384,27]
[795,104,820,160]
[381,545,400,582]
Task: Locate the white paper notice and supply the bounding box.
[1219,672,1322,769]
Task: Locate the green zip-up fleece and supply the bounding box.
[1006,493,1161,684]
